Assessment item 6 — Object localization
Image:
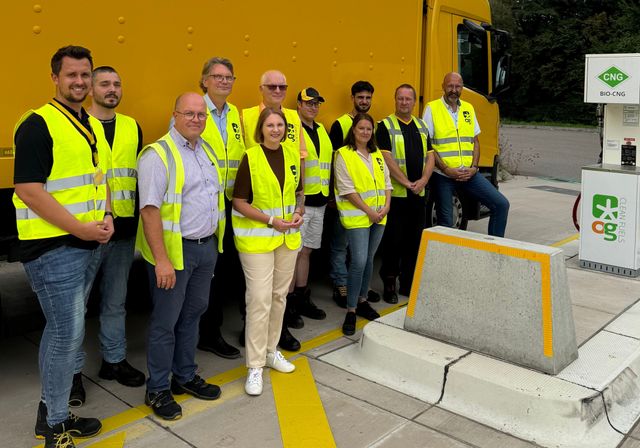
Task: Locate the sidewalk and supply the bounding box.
[1,175,639,448]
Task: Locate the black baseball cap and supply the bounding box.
[297,87,325,103]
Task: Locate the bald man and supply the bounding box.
[137,93,226,420]
[423,72,509,237]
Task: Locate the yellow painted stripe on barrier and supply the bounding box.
[407,231,430,318]
[551,233,579,247]
[406,231,554,357]
[31,302,405,447]
[271,357,336,448]
[85,432,126,448]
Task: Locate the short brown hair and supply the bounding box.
[199,57,234,93]
[254,108,288,144]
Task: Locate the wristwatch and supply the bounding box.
[267,215,274,228]
[104,211,114,217]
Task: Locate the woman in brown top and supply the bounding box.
[232,108,303,396]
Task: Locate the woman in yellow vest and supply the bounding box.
[334,113,393,336]
[232,108,303,396]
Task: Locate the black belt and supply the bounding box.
[182,234,214,245]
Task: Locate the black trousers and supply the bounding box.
[379,194,426,290]
[199,198,246,339]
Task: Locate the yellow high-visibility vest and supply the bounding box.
[381,114,429,198]
[428,99,475,168]
[337,114,353,140]
[13,104,111,240]
[89,113,138,217]
[242,106,301,156]
[135,134,225,270]
[202,102,245,200]
[232,145,301,253]
[303,123,332,197]
[335,146,387,229]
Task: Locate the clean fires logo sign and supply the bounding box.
[591,194,626,242]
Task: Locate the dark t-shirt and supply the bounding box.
[375,118,432,186]
[13,100,99,262]
[233,144,303,202]
[301,122,328,207]
[99,118,143,240]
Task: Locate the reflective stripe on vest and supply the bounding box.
[242,106,301,156]
[428,99,475,168]
[91,113,138,218]
[13,104,110,240]
[335,146,387,229]
[232,145,301,253]
[303,123,332,196]
[382,115,429,198]
[135,135,225,270]
[202,101,245,200]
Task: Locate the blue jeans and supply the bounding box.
[431,172,510,237]
[24,245,95,426]
[80,237,136,364]
[345,224,385,309]
[329,211,348,286]
[146,237,218,393]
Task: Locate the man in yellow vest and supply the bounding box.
[13,45,109,448]
[137,93,225,421]
[196,57,245,360]
[285,88,330,324]
[241,70,306,352]
[80,66,146,391]
[423,72,509,237]
[327,81,381,307]
[377,84,435,302]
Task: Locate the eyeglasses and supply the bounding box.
[262,84,288,91]
[303,100,321,108]
[208,74,236,82]
[175,110,207,121]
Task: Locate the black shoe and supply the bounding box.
[367,289,381,303]
[382,277,398,304]
[145,390,182,420]
[35,401,102,439]
[44,422,76,448]
[297,288,326,320]
[239,321,245,348]
[356,300,380,321]
[171,374,221,400]
[342,312,357,336]
[285,293,304,329]
[278,327,301,352]
[68,373,85,408]
[332,285,347,309]
[98,359,146,387]
[198,333,241,359]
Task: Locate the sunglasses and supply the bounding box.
[262,84,288,91]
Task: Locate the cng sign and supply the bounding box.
[598,66,629,88]
[591,194,626,242]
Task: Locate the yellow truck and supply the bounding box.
[0,0,510,256]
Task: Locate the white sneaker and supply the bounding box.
[266,351,296,373]
[245,368,263,396]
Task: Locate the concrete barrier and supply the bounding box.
[404,227,578,374]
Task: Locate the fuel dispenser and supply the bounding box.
[581,54,640,277]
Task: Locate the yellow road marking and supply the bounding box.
[32,302,405,446]
[271,357,336,448]
[551,233,579,247]
[406,231,554,357]
[84,432,125,447]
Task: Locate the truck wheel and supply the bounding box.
[426,192,468,230]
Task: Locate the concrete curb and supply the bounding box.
[321,307,640,448]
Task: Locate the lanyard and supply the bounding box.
[49,99,99,167]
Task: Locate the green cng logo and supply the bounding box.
[591,194,620,241]
[598,66,629,88]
